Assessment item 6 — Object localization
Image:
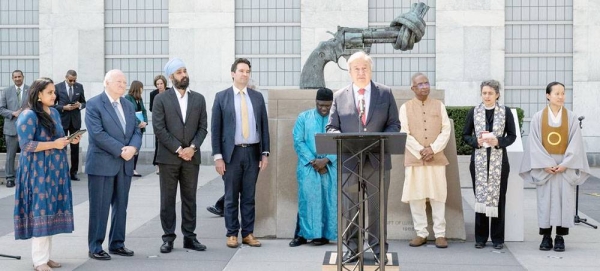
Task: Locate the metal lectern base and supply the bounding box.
[322,251,399,271]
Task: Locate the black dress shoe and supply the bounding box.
[206,205,224,216]
[6,180,15,187]
[493,243,504,250]
[70,175,80,181]
[554,235,565,252]
[475,242,486,249]
[160,241,173,253]
[183,239,207,251]
[342,251,357,263]
[89,250,111,260]
[109,247,134,256]
[311,238,329,246]
[289,237,307,247]
[374,254,388,265]
[539,234,553,251]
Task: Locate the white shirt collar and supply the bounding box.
[174,88,191,98]
[233,85,248,95]
[352,83,371,93]
[105,91,120,104]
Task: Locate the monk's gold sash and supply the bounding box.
[541,107,568,154]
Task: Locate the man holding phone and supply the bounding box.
[55,70,86,181]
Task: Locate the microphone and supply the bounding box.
[578,116,585,121]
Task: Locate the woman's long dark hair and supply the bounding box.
[129,80,143,100]
[27,77,57,137]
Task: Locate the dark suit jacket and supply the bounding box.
[54,81,86,129]
[149,89,159,112]
[152,88,208,165]
[211,87,270,164]
[85,93,142,177]
[0,84,29,135]
[326,81,400,170]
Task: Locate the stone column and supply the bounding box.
[573,0,600,163]
[38,0,106,165]
[436,0,505,107]
[168,0,235,162]
[39,0,105,98]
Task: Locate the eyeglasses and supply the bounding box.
[68,79,76,83]
[413,82,430,89]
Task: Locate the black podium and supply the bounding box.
[316,132,406,271]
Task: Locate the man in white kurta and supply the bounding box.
[400,73,451,248]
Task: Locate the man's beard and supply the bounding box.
[173,76,189,90]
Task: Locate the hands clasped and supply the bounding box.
[420,146,434,162]
[121,146,137,161]
[545,166,567,174]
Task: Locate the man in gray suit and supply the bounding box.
[153,58,208,254]
[0,70,29,188]
[326,51,400,263]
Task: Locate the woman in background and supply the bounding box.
[520,82,590,252]
[125,80,148,177]
[149,75,167,174]
[463,80,516,250]
[14,77,81,271]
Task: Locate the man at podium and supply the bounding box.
[326,51,401,262]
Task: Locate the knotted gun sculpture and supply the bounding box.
[299,2,429,89]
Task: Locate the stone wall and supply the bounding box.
[256,88,466,240]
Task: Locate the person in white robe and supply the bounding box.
[520,81,590,252]
[400,73,451,248]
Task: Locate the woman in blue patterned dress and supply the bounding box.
[13,78,82,271]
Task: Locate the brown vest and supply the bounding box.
[541,106,569,155]
[404,98,449,167]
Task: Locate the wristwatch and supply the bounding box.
[190,144,198,152]
[262,152,269,157]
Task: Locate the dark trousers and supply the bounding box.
[4,135,18,181]
[540,226,569,236]
[293,213,303,238]
[223,145,260,237]
[87,169,132,253]
[342,161,390,254]
[215,195,225,210]
[64,127,79,175]
[133,154,139,170]
[470,161,509,244]
[152,136,158,166]
[159,162,200,242]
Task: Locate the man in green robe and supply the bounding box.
[289,88,337,247]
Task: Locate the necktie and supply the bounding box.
[16,87,21,103]
[69,86,73,101]
[358,88,366,125]
[240,89,249,139]
[112,102,126,132]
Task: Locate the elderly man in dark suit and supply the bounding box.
[153,58,208,254]
[0,70,29,188]
[326,51,400,263]
[85,69,142,261]
[54,70,86,181]
[212,58,270,249]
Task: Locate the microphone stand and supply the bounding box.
[574,116,597,229]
